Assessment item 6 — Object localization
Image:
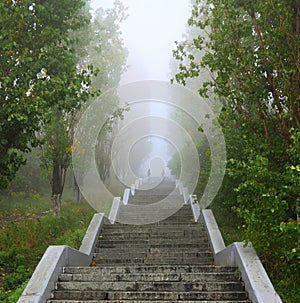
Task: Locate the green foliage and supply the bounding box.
[0,197,94,300]
[0,249,31,291]
[39,1,128,205]
[173,0,300,301]
[6,148,49,194]
[0,0,90,189]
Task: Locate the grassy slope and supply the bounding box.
[0,190,95,303]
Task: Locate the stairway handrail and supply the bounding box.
[17,213,110,303]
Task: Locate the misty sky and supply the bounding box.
[90,0,191,84]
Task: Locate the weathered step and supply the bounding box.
[101,223,206,234]
[63,265,238,275]
[116,221,195,226]
[98,229,206,237]
[100,226,206,234]
[49,301,251,303]
[93,252,213,262]
[94,257,214,265]
[97,234,207,241]
[59,272,241,283]
[52,290,248,301]
[56,281,245,292]
[98,237,209,246]
[94,251,213,258]
[99,230,206,237]
[115,214,194,221]
[95,243,210,253]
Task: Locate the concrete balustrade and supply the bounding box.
[122,188,130,205]
[215,242,283,303]
[17,213,109,303]
[108,197,121,223]
[200,209,226,257]
[190,194,200,222]
[182,187,189,204]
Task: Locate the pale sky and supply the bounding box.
[90,0,191,84]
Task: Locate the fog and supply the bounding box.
[73,1,226,222]
[90,0,191,83]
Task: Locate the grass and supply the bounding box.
[0,189,95,302]
[0,190,50,218]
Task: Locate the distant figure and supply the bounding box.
[147,168,151,177]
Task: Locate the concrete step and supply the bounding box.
[55,281,245,292]
[102,223,201,229]
[63,265,239,275]
[115,211,193,218]
[113,220,197,225]
[99,227,206,234]
[97,238,209,247]
[93,258,214,265]
[59,272,241,283]
[52,290,248,301]
[95,243,210,253]
[97,233,207,241]
[94,251,213,259]
[49,301,251,303]
[97,242,209,250]
[101,225,205,232]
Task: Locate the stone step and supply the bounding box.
[116,207,191,213]
[56,281,245,292]
[129,200,186,205]
[100,226,205,233]
[94,251,213,260]
[132,190,177,194]
[93,258,214,265]
[97,238,209,247]
[63,265,238,275]
[102,223,200,230]
[95,243,210,253]
[49,301,251,303]
[113,220,197,225]
[59,272,241,283]
[101,224,204,231]
[98,243,210,251]
[52,290,248,301]
[100,227,205,234]
[115,212,193,219]
[97,233,207,241]
[116,207,189,214]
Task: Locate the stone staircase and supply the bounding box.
[47,181,251,303]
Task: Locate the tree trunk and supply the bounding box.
[52,194,61,218]
[52,161,62,218]
[74,176,81,204]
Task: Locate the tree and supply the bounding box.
[39,1,128,215]
[173,0,300,292]
[0,0,89,189]
[77,1,128,188]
